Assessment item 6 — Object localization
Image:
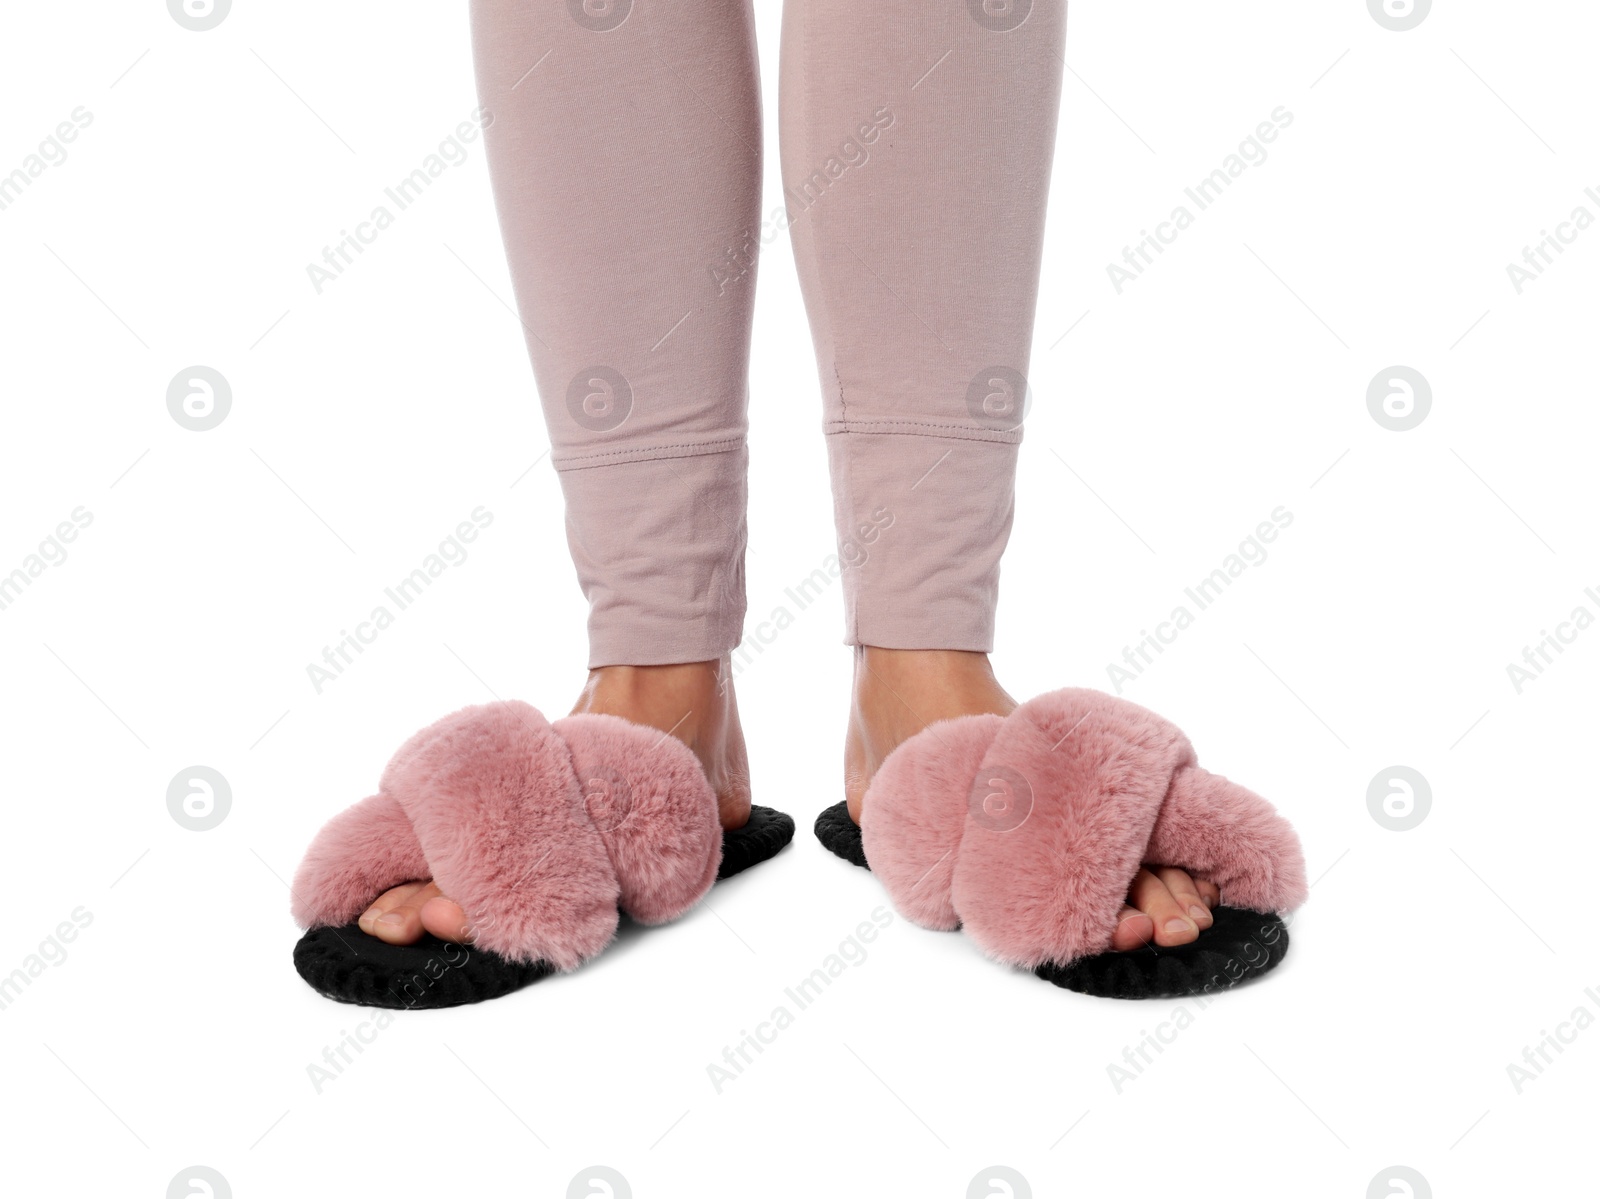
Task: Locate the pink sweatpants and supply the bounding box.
[470,0,1066,667]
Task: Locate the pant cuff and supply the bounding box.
[557,446,748,668]
[827,430,1016,652]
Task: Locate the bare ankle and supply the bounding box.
[852,647,1014,713]
[855,646,998,681]
[575,659,726,706]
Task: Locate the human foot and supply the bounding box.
[844,647,1219,952]
[357,658,750,947]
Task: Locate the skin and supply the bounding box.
[357,650,1217,953]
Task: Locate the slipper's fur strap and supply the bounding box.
[860,689,1306,968]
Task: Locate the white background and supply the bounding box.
[2,1,1597,1196]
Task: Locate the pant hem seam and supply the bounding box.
[823,420,1023,446]
[553,436,747,471]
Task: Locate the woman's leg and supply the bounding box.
[781,1,1215,948]
[361,0,763,945]
[780,0,1064,655]
[476,0,761,669]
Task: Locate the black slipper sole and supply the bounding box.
[295,804,795,1010]
[813,800,1289,1000]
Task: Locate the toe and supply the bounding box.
[1111,904,1154,951]
[358,881,440,945]
[1195,877,1221,909]
[1127,867,1199,947]
[356,881,424,936]
[419,894,474,944]
[1156,866,1214,930]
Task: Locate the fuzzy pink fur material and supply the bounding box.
[290,792,428,931]
[290,701,722,970]
[859,688,1307,969]
[858,714,1003,931]
[553,713,722,925]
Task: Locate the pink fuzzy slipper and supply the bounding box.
[291,700,793,1008]
[814,688,1306,999]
